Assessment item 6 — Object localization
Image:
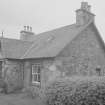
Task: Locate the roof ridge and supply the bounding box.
[37,24,76,36]
[0,37,33,43]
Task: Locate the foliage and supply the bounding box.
[45,76,105,105]
[0,79,6,88]
[0,79,7,93]
[23,86,44,99]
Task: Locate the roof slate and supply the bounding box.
[0,20,93,59]
[22,21,93,59]
[0,38,33,59]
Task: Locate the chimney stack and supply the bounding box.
[76,2,95,26]
[20,26,35,41]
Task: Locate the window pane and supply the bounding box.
[32,75,37,82]
[32,64,41,83]
[38,67,40,73]
[32,65,41,73]
[32,65,38,73]
[38,74,40,82]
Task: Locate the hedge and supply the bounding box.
[45,76,105,105]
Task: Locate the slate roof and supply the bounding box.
[21,20,93,59]
[0,20,94,59]
[0,38,33,59]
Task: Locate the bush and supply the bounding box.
[0,79,7,93]
[45,76,105,105]
[0,79,6,88]
[23,86,44,99]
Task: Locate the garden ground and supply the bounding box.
[0,93,43,105]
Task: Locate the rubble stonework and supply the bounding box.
[3,60,23,93]
[56,24,105,76]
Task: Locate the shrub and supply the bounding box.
[45,76,105,105]
[0,79,5,87]
[23,86,44,99]
[0,79,7,93]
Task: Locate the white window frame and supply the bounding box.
[32,64,41,84]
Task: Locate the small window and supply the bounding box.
[32,64,41,84]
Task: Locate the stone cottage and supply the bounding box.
[0,2,105,89]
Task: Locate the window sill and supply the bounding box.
[31,82,41,86]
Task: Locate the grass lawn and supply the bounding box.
[0,93,44,105]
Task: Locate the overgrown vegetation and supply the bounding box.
[0,79,7,93]
[45,76,105,105]
[22,86,45,100]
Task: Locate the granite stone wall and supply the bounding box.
[41,59,62,88]
[23,24,105,89]
[3,60,23,92]
[23,59,63,89]
[56,24,105,76]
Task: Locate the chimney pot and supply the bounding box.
[24,26,26,31]
[87,5,91,12]
[27,26,29,31]
[81,2,88,10]
[30,27,32,31]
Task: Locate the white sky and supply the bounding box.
[0,0,105,41]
